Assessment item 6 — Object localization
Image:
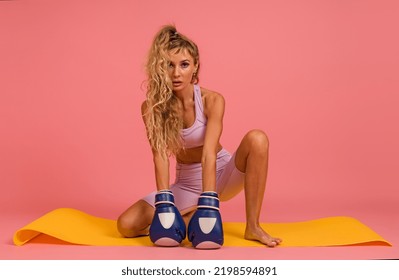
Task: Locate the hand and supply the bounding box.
[188,191,224,249]
[149,190,186,246]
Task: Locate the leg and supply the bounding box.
[117,186,198,238]
[117,200,154,237]
[234,129,282,247]
[182,211,195,228]
[118,164,202,240]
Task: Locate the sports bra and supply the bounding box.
[181,84,207,148]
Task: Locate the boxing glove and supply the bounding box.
[149,190,186,246]
[188,191,224,249]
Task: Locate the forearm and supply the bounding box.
[201,153,217,192]
[153,152,170,191]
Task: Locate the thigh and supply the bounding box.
[216,152,245,201]
[141,183,201,215]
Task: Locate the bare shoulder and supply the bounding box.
[200,87,225,115]
[201,87,224,100]
[140,100,149,124]
[141,100,148,114]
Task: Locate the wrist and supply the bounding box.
[202,186,217,192]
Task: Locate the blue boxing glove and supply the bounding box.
[188,191,224,249]
[149,190,186,246]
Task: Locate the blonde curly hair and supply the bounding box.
[143,25,200,157]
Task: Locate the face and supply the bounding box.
[167,48,197,93]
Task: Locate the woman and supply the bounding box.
[117,25,281,248]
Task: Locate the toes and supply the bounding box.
[264,239,277,247]
[265,237,283,247]
[270,237,282,244]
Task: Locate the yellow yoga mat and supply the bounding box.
[13,208,391,247]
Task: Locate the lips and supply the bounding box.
[172,81,182,87]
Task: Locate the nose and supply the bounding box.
[172,66,180,78]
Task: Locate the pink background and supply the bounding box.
[1,0,398,259]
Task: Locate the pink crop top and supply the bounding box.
[181,84,207,148]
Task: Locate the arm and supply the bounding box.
[188,91,225,249]
[152,150,170,191]
[142,103,186,247]
[141,101,170,191]
[201,92,225,192]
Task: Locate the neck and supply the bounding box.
[174,84,194,103]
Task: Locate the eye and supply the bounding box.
[181,62,190,68]
[168,62,174,68]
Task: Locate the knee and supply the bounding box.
[245,129,269,153]
[117,200,154,237]
[117,214,134,237]
[118,213,149,238]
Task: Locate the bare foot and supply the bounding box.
[244,225,282,247]
[137,225,150,236]
[125,225,150,238]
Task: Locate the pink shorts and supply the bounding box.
[142,148,245,214]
